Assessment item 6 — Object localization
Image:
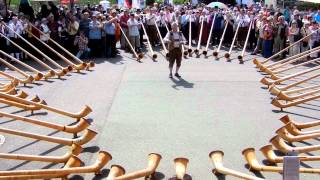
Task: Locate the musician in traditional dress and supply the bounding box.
[127,13,141,54]
[157,10,168,38]
[236,9,250,47]
[120,8,129,51]
[273,16,288,59]
[8,16,23,61]
[262,17,273,58]
[163,22,186,78]
[146,7,158,47]
[300,21,311,55]
[310,20,319,58]
[288,20,300,56]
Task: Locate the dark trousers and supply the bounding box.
[139,29,144,47]
[89,39,102,58]
[67,34,76,55]
[169,48,182,68]
[106,34,116,58]
[147,25,158,46]
[211,29,221,45]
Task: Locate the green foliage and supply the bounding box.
[172,0,185,4]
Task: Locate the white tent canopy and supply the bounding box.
[99,0,110,10]
[299,0,320,3]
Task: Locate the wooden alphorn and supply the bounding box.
[107,165,126,179]
[0,151,111,176]
[3,23,70,76]
[271,94,320,110]
[0,33,56,78]
[174,157,189,180]
[30,24,94,69]
[0,57,35,83]
[203,14,216,56]
[119,25,143,62]
[209,151,263,180]
[276,124,320,142]
[243,147,320,173]
[277,87,320,101]
[0,111,90,134]
[112,153,162,180]
[260,65,320,86]
[188,14,192,55]
[27,30,86,72]
[253,29,319,67]
[141,23,157,60]
[0,127,96,146]
[225,21,240,61]
[0,70,33,85]
[213,20,228,60]
[279,115,320,129]
[282,121,320,136]
[270,135,320,153]
[177,27,188,57]
[0,50,44,81]
[238,20,253,64]
[0,92,92,119]
[0,79,19,92]
[154,20,169,58]
[0,144,81,163]
[194,16,204,56]
[260,144,320,163]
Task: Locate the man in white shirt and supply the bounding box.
[127,13,140,53]
[146,8,158,47]
[8,16,23,60]
[236,9,250,46]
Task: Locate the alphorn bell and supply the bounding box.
[213,20,228,59]
[0,151,111,176]
[243,147,320,173]
[276,124,320,142]
[0,33,56,78]
[279,115,320,129]
[194,16,204,57]
[107,165,126,179]
[278,84,320,97]
[118,25,143,62]
[270,135,320,153]
[3,22,70,75]
[154,20,169,58]
[260,144,320,163]
[0,50,44,81]
[203,14,216,56]
[271,94,320,110]
[225,21,241,61]
[0,70,33,85]
[30,24,94,69]
[0,79,19,91]
[112,153,162,180]
[141,23,157,60]
[209,151,263,180]
[282,121,320,136]
[253,29,319,67]
[0,144,82,163]
[238,20,253,64]
[277,86,320,101]
[188,14,193,55]
[174,157,189,180]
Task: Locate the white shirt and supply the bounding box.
[146,14,156,26]
[237,14,250,27]
[163,31,187,48]
[8,21,23,38]
[127,18,139,36]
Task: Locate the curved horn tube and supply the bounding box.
[270,135,320,153]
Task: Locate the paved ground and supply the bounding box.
[0,46,319,180]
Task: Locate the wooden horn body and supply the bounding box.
[118,25,143,61]
[209,150,263,180]
[277,87,320,101]
[0,57,36,83]
[260,144,320,163]
[0,127,96,145]
[276,125,320,142]
[107,165,126,179]
[174,157,189,179]
[214,20,228,59]
[271,94,320,110]
[0,71,33,85]
[0,111,90,133]
[282,121,320,136]
[195,17,204,56]
[270,135,320,153]
[141,23,157,60]
[238,20,253,64]
[154,20,169,57]
[0,151,111,176]
[30,24,93,69]
[225,22,241,61]
[0,144,82,163]
[203,14,216,56]
[188,14,192,54]
[0,98,46,111]
[279,115,320,129]
[113,153,162,180]
[0,79,19,91]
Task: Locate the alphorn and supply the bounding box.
[119,25,143,62]
[259,46,320,72]
[282,121,320,135]
[188,14,192,55]
[27,30,86,71]
[271,94,320,110]
[0,56,35,83]
[107,165,126,179]
[253,29,319,67]
[269,73,320,95]
[276,124,320,142]
[3,23,70,76]
[0,70,33,85]
[112,153,162,180]
[260,144,320,163]
[0,97,46,112]
[277,87,320,101]
[0,79,19,92]
[0,50,44,81]
[0,92,92,119]
[154,20,169,58]
[177,27,188,57]
[194,16,204,56]
[203,14,216,56]
[0,111,90,134]
[30,24,94,69]
[279,115,320,129]
[279,84,320,96]
[0,151,111,176]
[0,144,82,163]
[225,21,241,61]
[209,151,263,180]
[268,57,320,80]
[141,23,157,60]
[238,20,253,64]
[243,147,320,173]
[270,135,320,153]
[0,127,96,146]
[0,33,56,78]
[213,20,228,59]
[174,157,189,180]
[260,65,320,86]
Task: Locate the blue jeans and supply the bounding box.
[76,48,91,59]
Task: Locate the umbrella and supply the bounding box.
[206,2,228,9]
